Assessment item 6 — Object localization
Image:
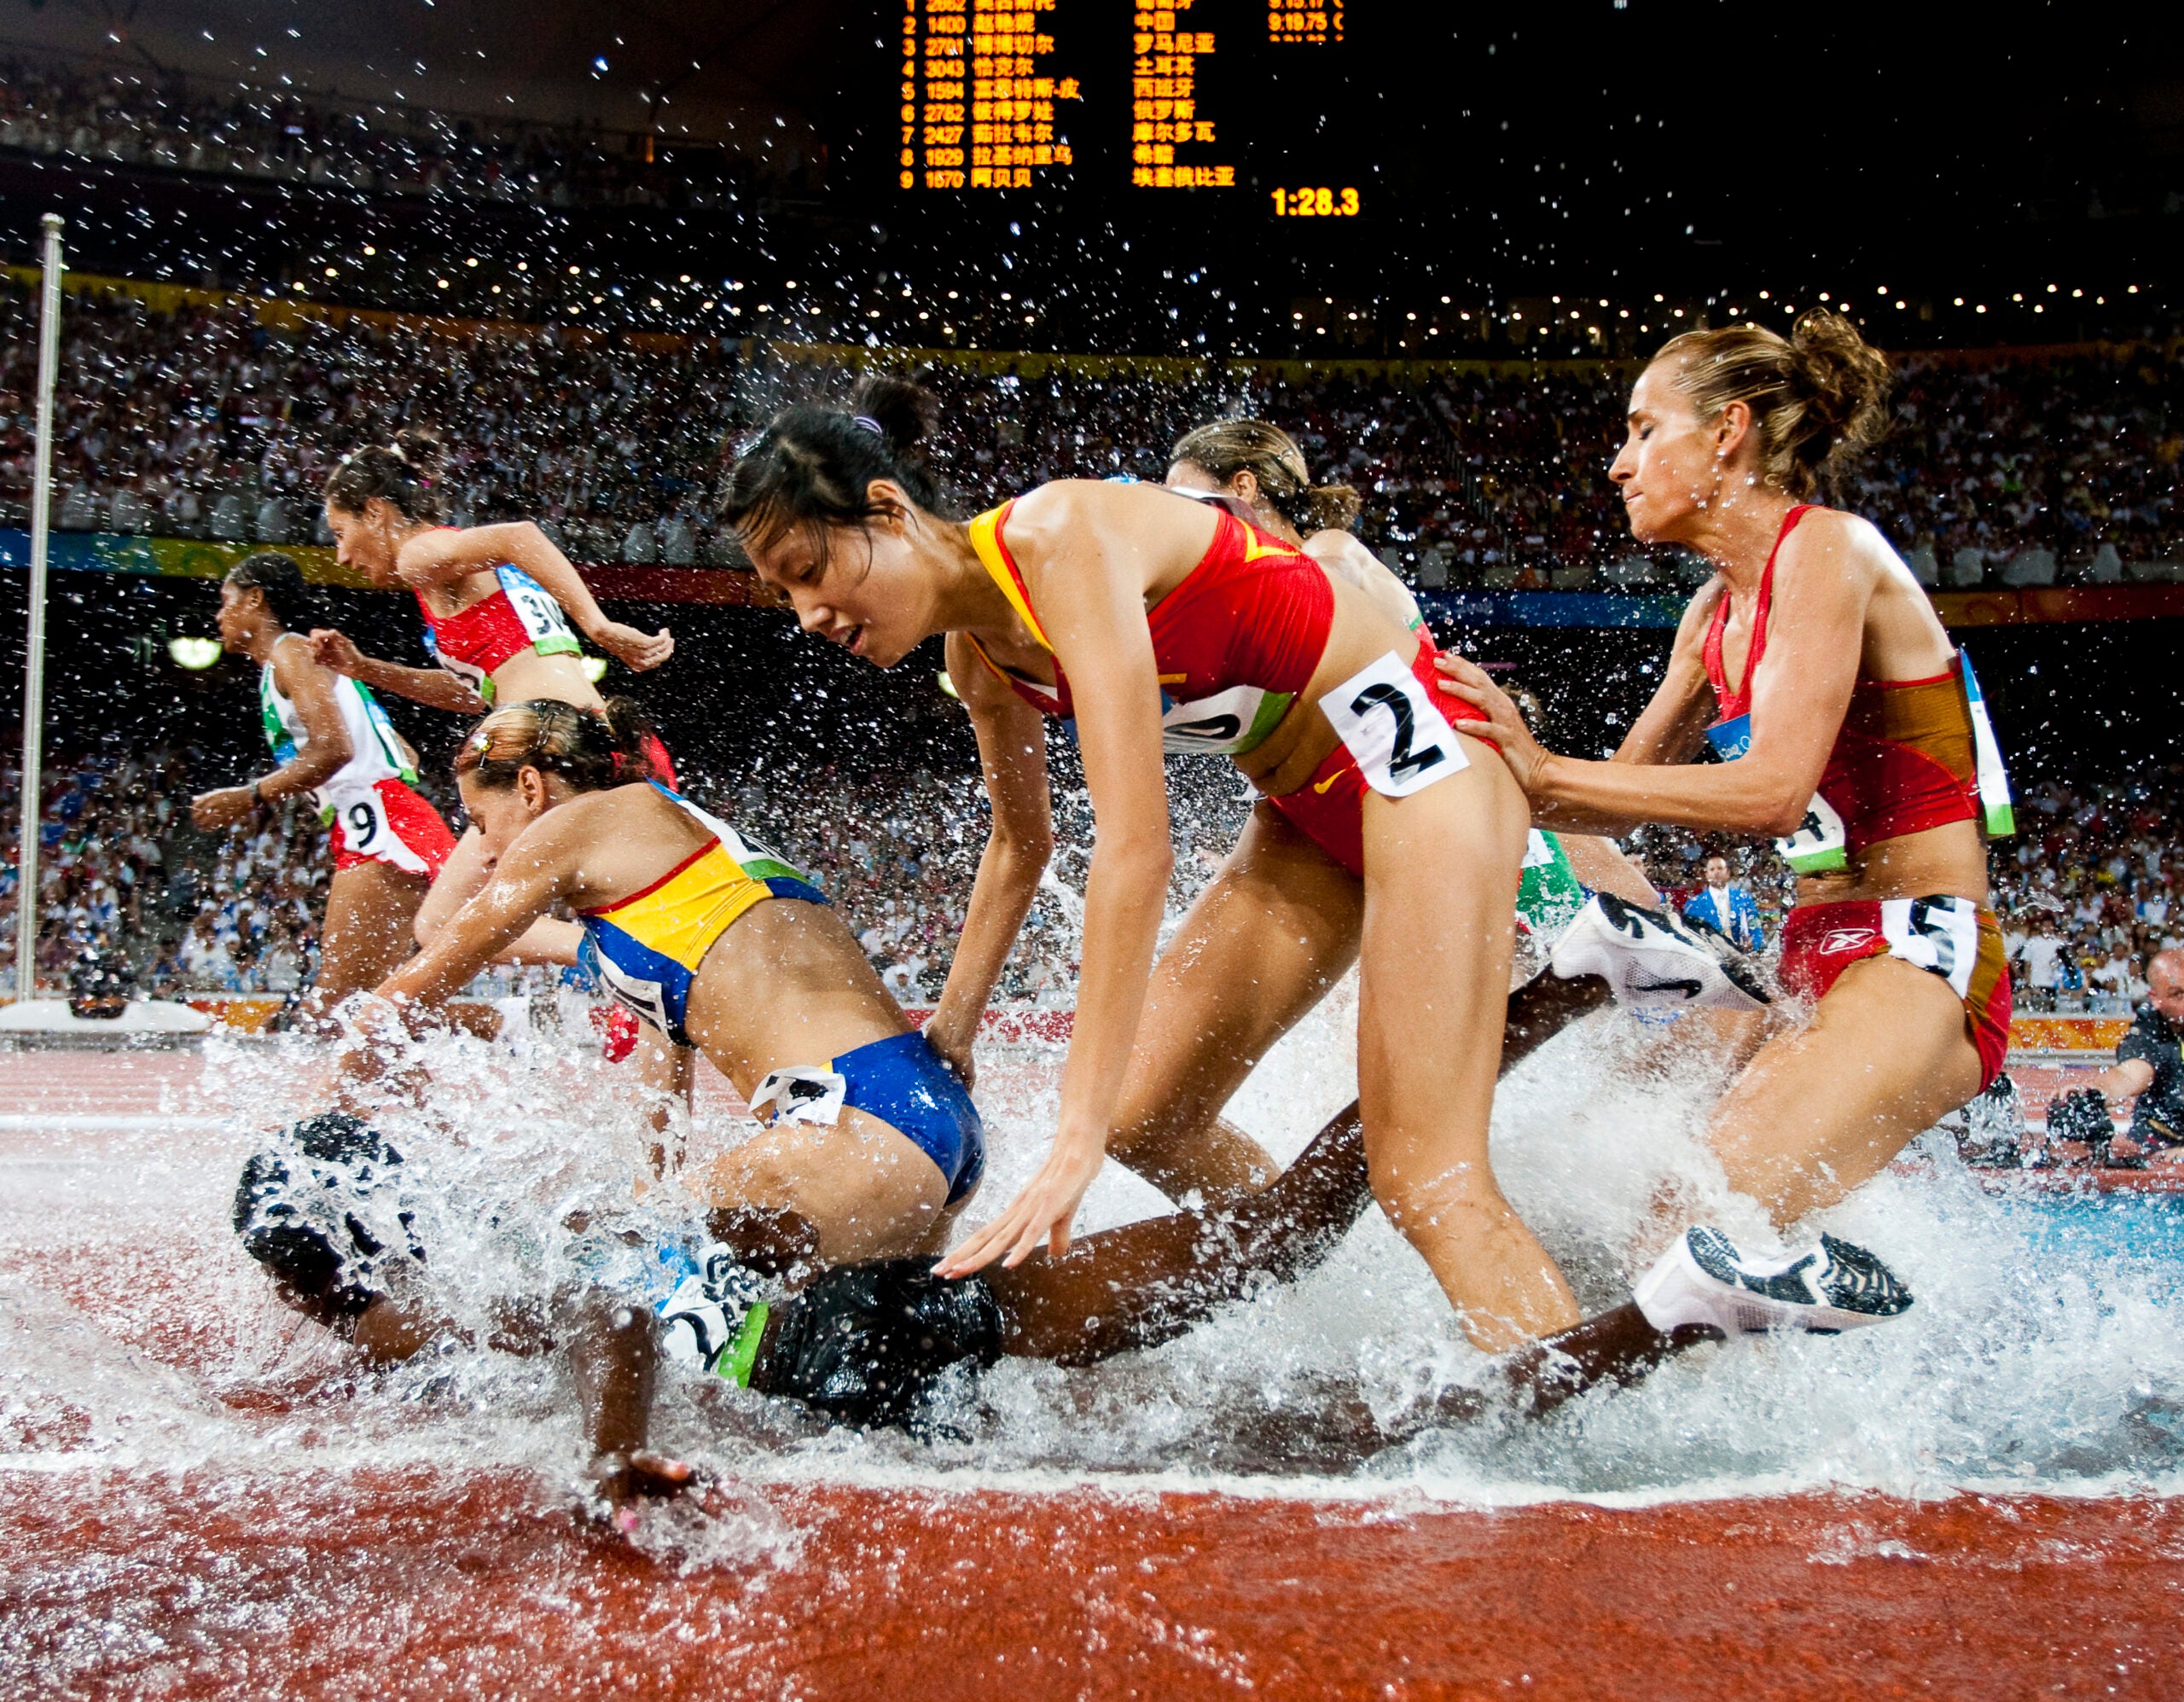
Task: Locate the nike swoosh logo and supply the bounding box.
[1629,977,1703,999]
[1242,537,1290,563]
[1312,765,1354,794]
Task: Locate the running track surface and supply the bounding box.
[4,1048,2181,1700]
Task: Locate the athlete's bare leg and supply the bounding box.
[1558,834,1658,907]
[1103,803,1362,1205]
[305,859,431,1027]
[1705,955,1984,1229]
[1356,736,1580,1350]
[685,1106,955,1268]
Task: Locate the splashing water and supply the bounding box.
[4,982,2181,1526]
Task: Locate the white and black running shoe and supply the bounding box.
[1549,892,1772,1014]
[656,1244,762,1372]
[1634,1226,1914,1337]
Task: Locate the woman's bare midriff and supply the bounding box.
[1234,576,1445,799]
[682,898,912,1096]
[486,648,605,711]
[1793,818,1989,909]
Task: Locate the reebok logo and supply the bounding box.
[1817,928,1878,955]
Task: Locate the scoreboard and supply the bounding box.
[892,0,1372,218]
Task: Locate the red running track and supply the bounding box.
[3,1047,2181,1698]
[3,1473,2182,1699]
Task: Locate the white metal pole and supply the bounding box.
[16,214,62,1002]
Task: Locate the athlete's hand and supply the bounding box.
[592,622,675,672]
[306,627,366,676]
[1433,653,1550,794]
[934,1128,1107,1277]
[190,786,258,831]
[922,1014,979,1092]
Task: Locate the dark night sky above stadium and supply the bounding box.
[6,0,2180,337]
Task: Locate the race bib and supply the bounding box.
[322,781,388,850]
[593,955,674,1037]
[1318,652,1467,799]
[1880,896,1978,998]
[1159,684,1292,757]
[495,565,581,654]
[1775,794,1849,874]
[1959,651,2015,839]
[421,625,492,699]
[749,1066,848,1127]
[1705,712,1848,874]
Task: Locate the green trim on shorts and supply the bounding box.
[720,1301,770,1388]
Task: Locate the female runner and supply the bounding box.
[1437,311,2014,1276]
[723,379,1580,1351]
[310,431,682,1072]
[311,431,675,941]
[1162,417,1671,924]
[190,552,456,1021]
[346,696,985,1268]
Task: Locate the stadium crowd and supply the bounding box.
[3,724,2174,1030]
[0,741,1089,1007]
[0,53,788,211]
[0,276,2179,591]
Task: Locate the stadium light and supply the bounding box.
[168,636,223,671]
[582,656,608,684]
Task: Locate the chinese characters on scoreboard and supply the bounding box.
[903,0,1078,190]
[1131,3,1232,189]
[897,0,1347,195]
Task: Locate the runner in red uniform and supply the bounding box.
[1438,311,2013,1281]
[311,430,685,1086]
[722,377,1580,1355]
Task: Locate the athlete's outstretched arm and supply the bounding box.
[1434,520,1873,838]
[926,630,1056,1088]
[191,637,354,830]
[396,521,673,672]
[987,1099,1373,1363]
[371,813,584,1013]
[307,625,491,715]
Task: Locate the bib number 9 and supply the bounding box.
[1319,652,1467,799]
[345,797,384,853]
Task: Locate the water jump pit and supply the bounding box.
[5,1027,2183,1699]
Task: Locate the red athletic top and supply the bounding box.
[1704,503,1979,854]
[962,494,1333,757]
[415,560,582,706]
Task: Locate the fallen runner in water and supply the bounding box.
[236,886,1884,1510]
[628,966,1912,1469]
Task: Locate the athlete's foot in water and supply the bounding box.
[1551,892,1771,1014]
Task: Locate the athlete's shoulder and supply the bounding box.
[1782,506,1900,581]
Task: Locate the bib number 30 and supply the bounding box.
[1319,652,1467,799]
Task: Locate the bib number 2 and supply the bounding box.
[1319,652,1467,799]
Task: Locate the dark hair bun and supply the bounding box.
[848,373,938,459]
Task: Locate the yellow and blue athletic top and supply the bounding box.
[579,782,826,1047]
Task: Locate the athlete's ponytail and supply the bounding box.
[1652,310,1892,498]
[324,427,450,523]
[226,551,324,635]
[1169,418,1362,535]
[718,371,948,561]
[453,697,659,793]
